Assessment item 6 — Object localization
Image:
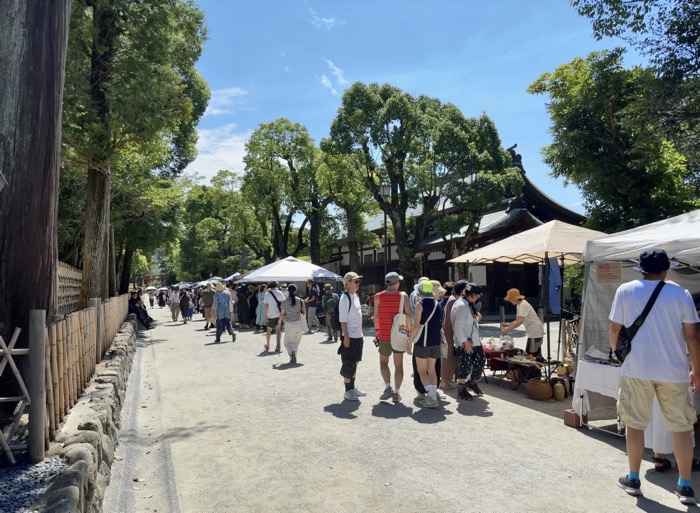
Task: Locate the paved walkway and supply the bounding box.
[103,306,693,513]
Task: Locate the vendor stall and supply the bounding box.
[574,209,700,439]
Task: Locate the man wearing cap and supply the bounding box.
[501,288,544,357]
[374,272,412,402]
[321,284,339,342]
[409,276,431,321]
[201,282,216,330]
[304,279,320,333]
[338,272,367,401]
[264,281,285,352]
[610,249,700,504]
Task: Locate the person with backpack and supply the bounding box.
[373,272,412,402]
[264,281,285,352]
[321,284,339,342]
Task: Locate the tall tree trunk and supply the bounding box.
[78,3,117,308]
[0,0,71,337]
[344,206,362,272]
[119,247,134,294]
[0,0,70,406]
[309,204,322,265]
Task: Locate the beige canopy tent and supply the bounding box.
[448,220,606,360]
[449,220,605,265]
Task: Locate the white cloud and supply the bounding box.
[320,74,338,95]
[204,87,248,117]
[323,58,348,85]
[184,123,251,183]
[309,9,342,29]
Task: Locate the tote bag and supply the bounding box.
[390,293,410,351]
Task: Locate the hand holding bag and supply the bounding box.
[614,281,665,363]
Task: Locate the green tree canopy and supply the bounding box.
[329,82,521,285]
[528,49,698,231]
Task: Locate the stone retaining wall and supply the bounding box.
[30,316,138,513]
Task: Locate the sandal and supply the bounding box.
[652,457,672,472]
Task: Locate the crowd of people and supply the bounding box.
[135,273,541,410]
[130,247,700,505]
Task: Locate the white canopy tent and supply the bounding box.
[449,220,606,360]
[236,256,342,284]
[579,209,700,359]
[574,210,700,436]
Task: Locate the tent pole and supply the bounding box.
[544,252,551,362]
[557,254,565,360]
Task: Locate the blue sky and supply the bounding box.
[186,1,639,215]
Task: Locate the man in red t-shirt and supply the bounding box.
[373,272,412,402]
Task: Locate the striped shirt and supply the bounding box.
[281,296,304,323]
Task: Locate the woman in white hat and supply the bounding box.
[501,288,544,356]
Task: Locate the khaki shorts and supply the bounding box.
[378,340,403,356]
[617,375,696,432]
[204,306,215,322]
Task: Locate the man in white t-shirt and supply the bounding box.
[501,288,544,356]
[609,249,700,504]
[338,272,366,401]
[264,281,285,353]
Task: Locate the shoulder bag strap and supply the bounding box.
[630,281,666,334]
[398,292,405,315]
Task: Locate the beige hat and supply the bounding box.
[215,283,224,292]
[430,280,447,296]
[504,288,525,302]
[343,272,363,283]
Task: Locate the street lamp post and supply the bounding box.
[380,184,391,278]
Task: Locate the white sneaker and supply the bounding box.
[344,389,359,401]
[421,394,439,408]
[436,389,446,400]
[353,388,367,397]
[416,392,426,400]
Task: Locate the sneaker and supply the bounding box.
[380,388,394,400]
[458,385,474,401]
[436,389,446,400]
[421,394,439,408]
[467,381,484,397]
[290,351,296,364]
[353,388,367,397]
[617,476,642,496]
[392,392,402,403]
[674,485,696,505]
[231,332,236,342]
[416,392,426,400]
[344,389,359,401]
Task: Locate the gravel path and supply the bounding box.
[95,306,693,513]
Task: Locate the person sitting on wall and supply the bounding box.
[129,291,153,330]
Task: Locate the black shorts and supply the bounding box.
[338,336,364,362]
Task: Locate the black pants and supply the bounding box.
[338,337,364,379]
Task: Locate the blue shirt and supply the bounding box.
[215,290,232,319]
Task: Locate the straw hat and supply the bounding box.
[215,283,224,292]
[430,280,446,296]
[504,288,525,302]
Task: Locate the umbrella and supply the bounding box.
[237,257,342,283]
[223,272,242,281]
[448,220,606,360]
[145,286,157,291]
[157,287,169,292]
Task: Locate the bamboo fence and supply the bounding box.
[43,294,129,441]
